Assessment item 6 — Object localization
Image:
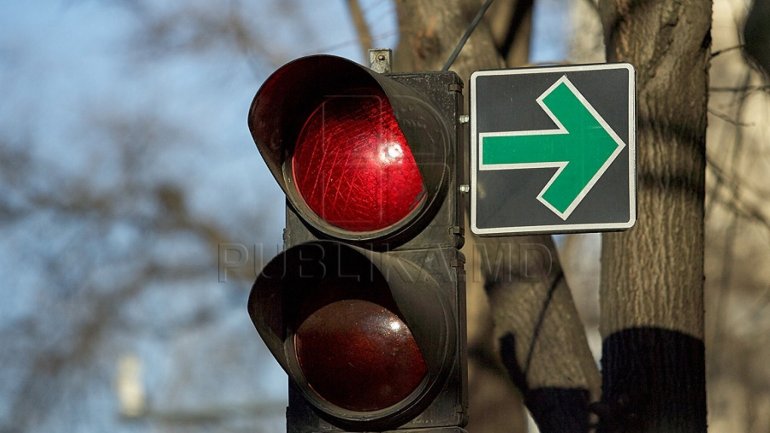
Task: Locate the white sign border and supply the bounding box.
[470,63,637,235]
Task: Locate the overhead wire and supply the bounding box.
[441,0,496,71]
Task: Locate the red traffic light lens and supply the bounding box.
[292,90,426,232]
[294,299,427,412]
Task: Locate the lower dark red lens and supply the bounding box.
[294,299,427,412]
[292,90,426,232]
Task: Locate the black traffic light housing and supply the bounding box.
[247,55,466,432]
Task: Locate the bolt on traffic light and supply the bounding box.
[247,55,466,433]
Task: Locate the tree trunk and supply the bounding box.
[597,0,711,432]
[395,1,601,432]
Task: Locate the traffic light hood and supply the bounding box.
[247,241,457,425]
[247,55,453,242]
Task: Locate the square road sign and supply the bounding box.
[470,64,636,235]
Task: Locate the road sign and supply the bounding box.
[471,64,636,235]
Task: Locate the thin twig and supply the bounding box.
[707,161,770,232]
[346,0,373,59]
[705,72,751,216]
[708,158,770,201]
[710,85,770,93]
[708,108,754,126]
[711,44,744,58]
[710,192,770,233]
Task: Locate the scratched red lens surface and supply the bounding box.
[294,299,427,412]
[292,91,425,232]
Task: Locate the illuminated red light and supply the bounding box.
[294,299,427,412]
[292,90,426,232]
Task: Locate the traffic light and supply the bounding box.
[247,55,466,433]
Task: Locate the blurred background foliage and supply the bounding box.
[0,0,768,432]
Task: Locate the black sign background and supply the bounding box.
[471,64,636,234]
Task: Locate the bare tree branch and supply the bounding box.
[346,0,374,58]
[711,44,744,58]
[708,107,754,126]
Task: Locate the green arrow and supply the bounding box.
[480,75,625,220]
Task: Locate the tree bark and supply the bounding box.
[395,1,601,432]
[597,0,711,432]
[487,0,534,66]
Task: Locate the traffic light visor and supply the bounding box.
[247,241,456,424]
[248,55,450,243]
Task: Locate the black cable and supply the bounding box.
[441,0,496,71]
